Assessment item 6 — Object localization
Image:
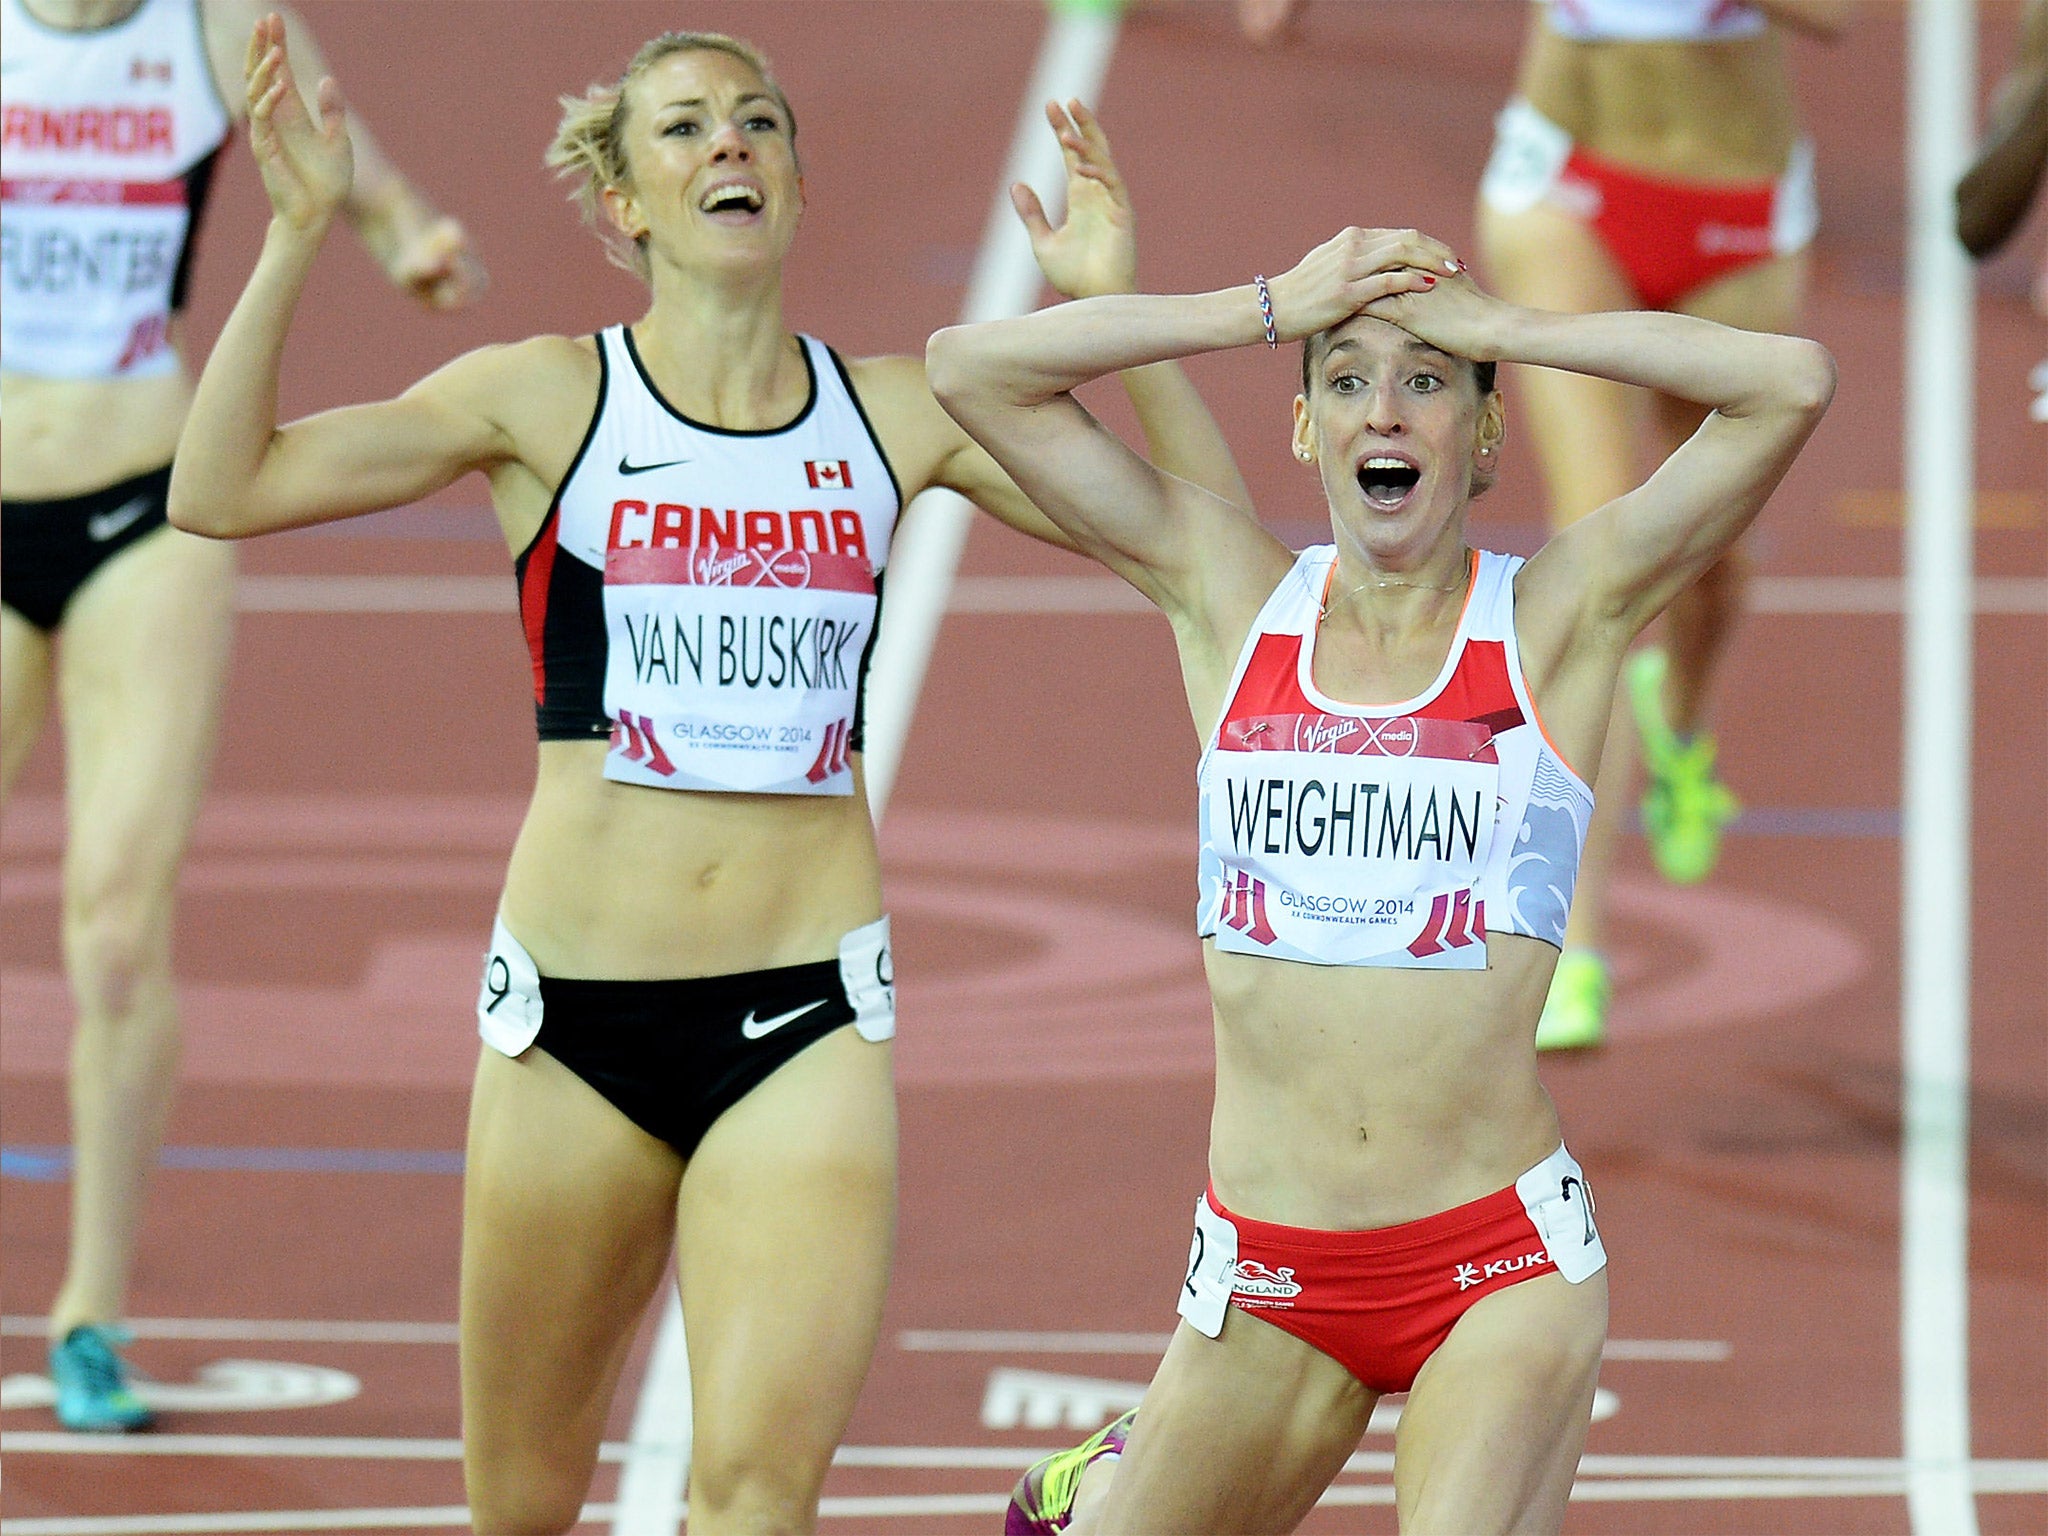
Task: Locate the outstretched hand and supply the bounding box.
[244,12,351,235]
[381,212,487,311]
[1263,227,1460,343]
[1014,100,1137,300]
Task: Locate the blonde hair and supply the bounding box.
[545,32,797,279]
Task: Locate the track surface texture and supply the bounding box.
[2,2,2042,1532]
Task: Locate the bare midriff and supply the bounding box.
[1518,7,1801,183]
[499,741,884,979]
[1,346,195,498]
[1204,932,1564,1232]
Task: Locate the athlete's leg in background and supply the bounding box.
[1073,1310,1377,1535]
[49,529,234,1337]
[1653,250,1810,735]
[461,1046,682,1533]
[1391,1271,1608,1535]
[676,1025,897,1535]
[1475,199,1639,976]
[2,605,55,798]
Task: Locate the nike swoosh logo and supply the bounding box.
[618,455,691,475]
[85,495,152,542]
[740,1000,825,1040]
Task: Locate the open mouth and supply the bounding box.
[1356,455,1421,510]
[699,181,766,222]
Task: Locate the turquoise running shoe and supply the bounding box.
[1006,1408,1135,1535]
[50,1323,155,1432]
[1627,648,1739,886]
[1536,950,1610,1051]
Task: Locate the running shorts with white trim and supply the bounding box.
[1177,1144,1607,1395]
[475,915,894,1157]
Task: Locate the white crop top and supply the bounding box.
[1196,548,1594,969]
[0,0,231,378]
[1543,0,1768,42]
[515,326,902,796]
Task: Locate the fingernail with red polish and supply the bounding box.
[1422,274,1437,287]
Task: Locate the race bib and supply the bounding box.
[601,544,876,795]
[1516,1146,1608,1285]
[476,917,543,1057]
[1177,1194,1241,1339]
[838,915,895,1043]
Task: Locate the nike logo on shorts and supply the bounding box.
[740,1000,824,1040]
[85,495,152,543]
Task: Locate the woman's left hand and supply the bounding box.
[1364,269,1515,365]
[378,209,487,311]
[1013,99,1138,300]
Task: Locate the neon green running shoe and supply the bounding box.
[1536,950,1609,1051]
[1006,1409,1135,1535]
[50,1324,155,1432]
[1627,648,1739,886]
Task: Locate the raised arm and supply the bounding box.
[1751,0,1858,42]
[927,227,1452,612]
[169,18,517,538]
[1375,278,1833,640]
[1956,0,2048,258]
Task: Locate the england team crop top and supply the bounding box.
[1197,547,1594,969]
[515,326,902,796]
[0,0,230,378]
[1543,0,1766,42]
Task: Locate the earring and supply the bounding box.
[1297,450,1313,462]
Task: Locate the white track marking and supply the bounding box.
[612,1291,689,1536]
[0,1317,457,1344]
[230,572,2048,617]
[603,10,1125,1533]
[1902,3,1981,1534]
[1,1362,357,1413]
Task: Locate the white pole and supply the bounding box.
[860,7,1121,819]
[1901,2,1978,1533]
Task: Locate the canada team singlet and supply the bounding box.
[0,0,230,378]
[1196,548,1594,969]
[516,327,901,796]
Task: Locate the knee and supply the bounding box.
[687,1448,822,1535]
[61,882,170,1019]
[464,1464,590,1536]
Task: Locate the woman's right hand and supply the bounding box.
[244,12,352,236]
[1263,227,1462,342]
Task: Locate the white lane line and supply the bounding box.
[857,5,1121,816]
[0,1317,457,1345]
[7,1464,2047,1535]
[230,572,2048,617]
[612,1291,689,1536]
[896,1329,1728,1361]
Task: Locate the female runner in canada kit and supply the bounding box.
[168,23,1248,1534]
[0,0,479,1432]
[1475,0,1851,1048]
[928,228,1832,1532]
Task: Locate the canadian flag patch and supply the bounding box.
[805,459,852,490]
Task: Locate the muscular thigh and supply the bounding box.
[462,1045,682,1490]
[1090,1311,1374,1536]
[57,529,235,909]
[2,606,53,798]
[1475,202,1645,526]
[1394,1270,1608,1536]
[677,1026,896,1491]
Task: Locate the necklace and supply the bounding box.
[1319,565,1469,616]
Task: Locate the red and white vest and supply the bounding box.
[514,326,901,796]
[0,0,230,378]
[1197,547,1593,968]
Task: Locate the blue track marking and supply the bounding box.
[0,1146,464,1182]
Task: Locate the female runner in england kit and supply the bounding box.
[1475,0,1852,1049]
[168,24,1248,1533]
[929,227,1832,1533]
[0,0,479,1433]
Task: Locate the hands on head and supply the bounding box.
[243,12,484,311]
[1269,227,1506,365]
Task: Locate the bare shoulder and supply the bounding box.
[198,0,266,110]
[838,351,954,474]
[411,333,599,471]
